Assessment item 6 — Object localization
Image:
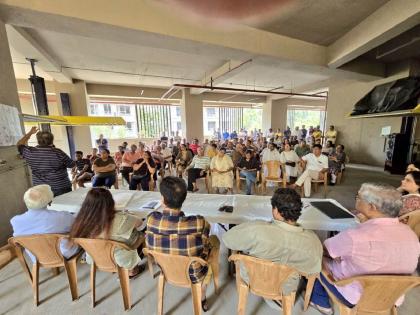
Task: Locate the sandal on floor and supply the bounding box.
[309,302,334,315]
[129,264,146,279]
[201,298,209,312]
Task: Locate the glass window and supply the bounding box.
[103,104,112,115]
[176,107,181,116]
[208,121,216,131]
[177,121,182,131]
[287,108,326,131]
[207,108,216,116]
[90,104,98,115]
[119,105,131,115]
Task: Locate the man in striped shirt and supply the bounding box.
[185,147,211,192]
[17,127,75,197]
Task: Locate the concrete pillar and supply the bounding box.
[180,88,203,141]
[271,99,288,132]
[261,96,272,132]
[0,19,30,245]
[55,80,92,154]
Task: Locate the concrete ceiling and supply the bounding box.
[1,0,418,97]
[253,0,390,46]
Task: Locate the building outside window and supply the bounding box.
[119,105,131,115]
[103,104,112,115]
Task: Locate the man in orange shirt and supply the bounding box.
[120,144,143,184]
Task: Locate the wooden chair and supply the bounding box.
[261,161,287,194]
[0,244,16,270]
[143,248,219,315]
[311,174,328,198]
[399,209,420,238]
[236,169,260,194]
[8,234,81,306]
[228,254,317,315]
[319,267,420,315]
[72,236,144,311]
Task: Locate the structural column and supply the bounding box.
[55,80,92,154]
[0,19,30,244]
[180,88,204,141]
[262,96,288,132]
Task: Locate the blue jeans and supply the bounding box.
[239,170,257,195]
[92,175,115,188]
[310,273,355,309]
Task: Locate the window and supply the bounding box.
[176,107,181,116]
[208,121,216,131]
[287,107,326,131]
[119,105,131,115]
[103,104,112,115]
[90,104,98,115]
[126,122,133,131]
[202,106,262,136]
[207,108,216,117]
[177,122,182,131]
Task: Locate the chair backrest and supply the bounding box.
[229,254,300,299]
[335,274,420,313]
[144,248,207,287]
[264,160,282,179]
[404,210,420,238]
[73,238,130,272]
[9,234,66,267]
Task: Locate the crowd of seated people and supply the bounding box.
[66,125,346,197]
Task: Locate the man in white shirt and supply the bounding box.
[261,142,281,163]
[10,185,79,261]
[293,144,328,197]
[265,128,274,139]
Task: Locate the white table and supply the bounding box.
[50,189,358,232]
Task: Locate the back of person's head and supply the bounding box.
[358,183,402,217]
[36,131,54,146]
[24,185,54,210]
[271,188,302,222]
[70,188,116,239]
[160,176,187,209]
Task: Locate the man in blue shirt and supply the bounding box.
[222,130,229,141]
[10,185,79,260]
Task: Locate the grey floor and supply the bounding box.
[1,165,418,315]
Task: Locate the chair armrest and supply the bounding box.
[399,209,420,221]
[127,235,145,251]
[321,265,358,287]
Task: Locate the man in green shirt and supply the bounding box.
[294,140,311,158]
[222,188,322,309]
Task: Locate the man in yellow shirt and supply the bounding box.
[312,126,322,143]
[325,125,338,144]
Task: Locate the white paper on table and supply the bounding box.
[113,192,135,210]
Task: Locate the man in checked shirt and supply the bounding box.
[145,176,220,312]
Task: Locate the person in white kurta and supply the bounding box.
[261,143,281,163]
[280,143,301,182]
[210,148,234,192]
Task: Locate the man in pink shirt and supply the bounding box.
[120,144,143,184]
[310,183,420,315]
[189,138,200,155]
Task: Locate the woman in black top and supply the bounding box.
[129,151,156,191]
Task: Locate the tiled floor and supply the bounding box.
[2,166,418,315]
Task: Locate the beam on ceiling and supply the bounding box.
[328,0,420,68]
[6,25,72,83]
[191,59,252,94]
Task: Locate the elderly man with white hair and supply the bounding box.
[309,183,420,315]
[10,185,79,260]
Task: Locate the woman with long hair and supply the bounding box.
[175,144,193,177]
[398,171,420,217]
[69,188,143,277]
[129,150,156,191]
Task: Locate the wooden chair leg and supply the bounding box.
[147,256,155,278]
[157,274,165,315]
[51,267,60,276]
[304,275,316,311]
[191,282,202,315]
[237,281,249,315]
[13,245,33,285]
[323,180,327,198]
[90,264,96,308]
[32,262,40,306]
[392,305,398,315]
[64,258,79,301]
[337,304,355,315]
[117,267,131,311]
[282,292,296,315]
[208,247,220,294]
